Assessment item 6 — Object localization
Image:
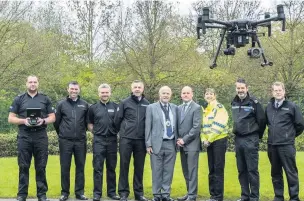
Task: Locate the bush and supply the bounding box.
[1,130,304,157]
[0,131,94,157]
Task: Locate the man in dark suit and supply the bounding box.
[177,86,202,201]
[145,86,178,201]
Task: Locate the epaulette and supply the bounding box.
[217,103,223,108]
[250,96,259,104]
[89,102,97,107]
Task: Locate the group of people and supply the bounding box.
[7,75,304,201]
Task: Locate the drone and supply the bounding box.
[196,5,286,69]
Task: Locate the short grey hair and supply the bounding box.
[98,83,111,93]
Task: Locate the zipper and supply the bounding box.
[271,107,277,143]
[73,103,77,138]
[137,103,140,135]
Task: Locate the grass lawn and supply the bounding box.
[1,152,304,200]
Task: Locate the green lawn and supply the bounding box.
[1,152,304,200]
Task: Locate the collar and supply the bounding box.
[208,99,218,107]
[131,93,145,103]
[99,100,110,105]
[67,95,79,103]
[26,91,39,98]
[183,100,192,106]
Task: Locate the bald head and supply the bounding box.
[181,86,193,102]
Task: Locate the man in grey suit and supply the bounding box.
[145,86,178,201]
[177,86,202,201]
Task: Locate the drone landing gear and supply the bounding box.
[255,35,273,67]
[210,29,226,69]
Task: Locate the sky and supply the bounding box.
[121,0,284,16]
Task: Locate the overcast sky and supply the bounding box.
[121,0,284,15]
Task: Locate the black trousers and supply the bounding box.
[207,137,227,201]
[93,135,118,198]
[118,138,146,199]
[17,131,48,198]
[267,144,299,201]
[59,138,87,196]
[235,134,259,201]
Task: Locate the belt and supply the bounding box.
[163,138,174,141]
[24,127,45,132]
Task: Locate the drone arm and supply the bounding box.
[205,18,231,27]
[205,24,226,29]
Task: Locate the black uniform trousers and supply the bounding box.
[267,144,299,201]
[59,138,87,196]
[93,135,118,198]
[17,130,48,199]
[207,137,227,201]
[235,134,259,201]
[118,138,146,199]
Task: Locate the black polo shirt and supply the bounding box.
[9,92,54,132]
[87,101,118,137]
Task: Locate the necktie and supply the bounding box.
[181,103,187,119]
[276,102,279,109]
[163,104,173,137]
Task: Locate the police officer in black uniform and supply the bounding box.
[231,78,266,201]
[8,75,55,201]
[114,80,149,201]
[54,81,89,201]
[265,81,304,201]
[87,83,120,201]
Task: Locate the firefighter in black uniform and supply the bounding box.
[265,82,304,201]
[87,83,120,201]
[231,78,266,201]
[54,81,89,201]
[8,75,55,201]
[114,80,149,201]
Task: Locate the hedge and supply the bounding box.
[1,130,304,157]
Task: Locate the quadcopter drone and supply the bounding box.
[196,5,286,69]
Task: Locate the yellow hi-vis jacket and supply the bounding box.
[201,100,229,143]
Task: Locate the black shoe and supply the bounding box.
[38,197,49,201]
[109,195,120,200]
[177,195,188,201]
[59,195,69,201]
[120,196,128,201]
[76,195,88,200]
[152,197,161,201]
[136,196,149,201]
[93,197,100,201]
[162,197,174,201]
[16,197,26,201]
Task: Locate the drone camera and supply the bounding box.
[223,47,236,55]
[247,48,263,58]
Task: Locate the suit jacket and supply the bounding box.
[145,102,178,154]
[178,101,202,151]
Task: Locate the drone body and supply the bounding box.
[196,5,286,69]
